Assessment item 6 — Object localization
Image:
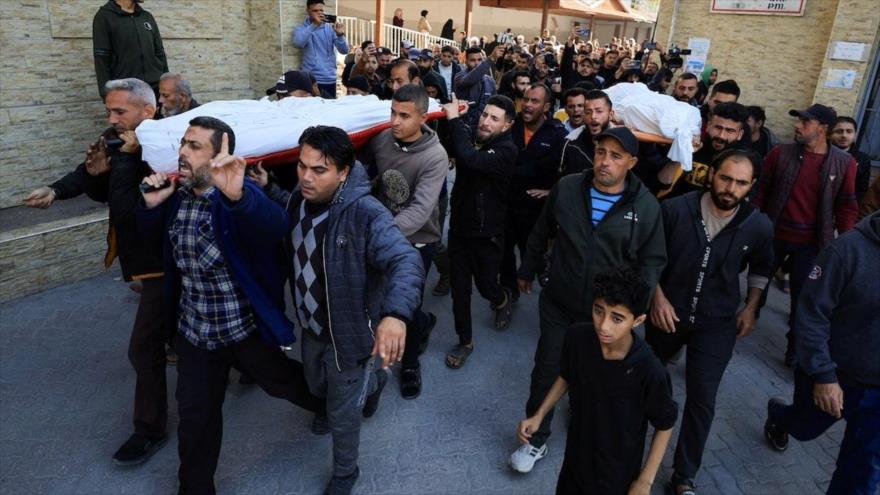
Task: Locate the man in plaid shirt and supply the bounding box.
[137,116,324,494]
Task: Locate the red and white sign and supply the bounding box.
[710,0,806,16]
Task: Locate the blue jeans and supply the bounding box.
[770,369,880,495]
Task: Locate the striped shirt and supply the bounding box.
[589,186,622,226]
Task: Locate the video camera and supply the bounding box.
[666,44,692,70]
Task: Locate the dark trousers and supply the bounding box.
[129,277,168,439]
[175,333,324,495]
[431,190,450,281]
[449,233,505,345]
[645,318,738,480]
[525,292,576,448]
[500,207,541,295]
[770,369,880,495]
[402,244,434,370]
[761,239,820,353]
[318,83,337,99]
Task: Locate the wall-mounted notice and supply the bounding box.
[710,0,806,16]
[824,69,856,89]
[685,38,711,75]
[830,42,869,62]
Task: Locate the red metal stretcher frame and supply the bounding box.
[242,109,673,168]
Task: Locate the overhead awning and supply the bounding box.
[480,0,656,23]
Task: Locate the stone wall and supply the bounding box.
[0,0,314,210]
[654,0,879,140]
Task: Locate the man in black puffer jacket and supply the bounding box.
[439,94,519,370]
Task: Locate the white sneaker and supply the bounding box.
[509,443,547,473]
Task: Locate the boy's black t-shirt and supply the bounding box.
[558,323,678,494]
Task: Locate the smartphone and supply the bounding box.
[578,27,590,39]
[324,14,337,24]
[644,41,657,50]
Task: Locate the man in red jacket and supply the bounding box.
[751,103,858,367]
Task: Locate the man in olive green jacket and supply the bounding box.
[93,0,168,98]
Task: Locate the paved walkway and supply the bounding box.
[1,269,842,494]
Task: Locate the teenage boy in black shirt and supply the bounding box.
[517,267,677,495]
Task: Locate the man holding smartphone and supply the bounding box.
[293,0,349,99]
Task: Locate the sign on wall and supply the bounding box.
[685,38,711,75]
[710,0,806,16]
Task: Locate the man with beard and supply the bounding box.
[498,50,532,99]
[500,84,566,305]
[137,117,324,494]
[440,94,519,369]
[671,73,699,107]
[509,127,667,474]
[752,104,859,366]
[557,89,613,178]
[830,116,872,202]
[662,102,749,199]
[23,78,168,467]
[454,45,502,130]
[157,73,199,118]
[647,149,774,495]
[746,105,779,160]
[500,70,531,110]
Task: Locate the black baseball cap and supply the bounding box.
[418,48,433,60]
[266,70,315,96]
[345,75,370,94]
[596,127,639,156]
[789,104,837,126]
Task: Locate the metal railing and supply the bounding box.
[339,16,457,55]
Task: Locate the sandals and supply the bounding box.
[445,344,474,370]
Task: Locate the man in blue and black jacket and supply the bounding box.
[764,210,880,495]
[646,149,774,495]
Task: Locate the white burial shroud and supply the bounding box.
[136,94,442,173]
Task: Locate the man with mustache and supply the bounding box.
[157,72,199,118]
[509,127,667,474]
[22,78,168,466]
[752,104,859,367]
[663,102,750,199]
[137,117,325,494]
[646,149,775,495]
[439,94,519,369]
[557,89,613,178]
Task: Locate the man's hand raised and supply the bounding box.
[210,132,247,202]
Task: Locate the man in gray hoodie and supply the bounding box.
[368,84,449,399]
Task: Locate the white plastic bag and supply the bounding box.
[603,83,702,171]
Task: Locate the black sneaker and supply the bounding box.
[323,466,360,495]
[764,398,789,451]
[311,413,331,435]
[112,433,168,466]
[363,369,390,418]
[494,287,513,330]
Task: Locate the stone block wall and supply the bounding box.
[653,0,852,140]
[0,0,315,210]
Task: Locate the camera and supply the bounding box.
[324,14,337,24]
[666,44,692,69]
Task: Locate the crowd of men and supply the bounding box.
[18,0,880,494]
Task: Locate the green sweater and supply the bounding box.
[92,0,168,96]
[518,171,667,319]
